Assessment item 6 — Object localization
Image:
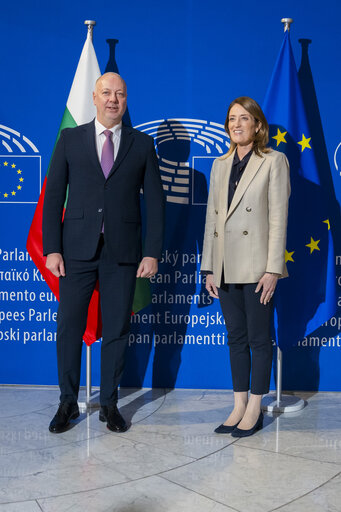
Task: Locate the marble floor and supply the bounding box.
[0,387,340,512]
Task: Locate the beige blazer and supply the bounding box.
[201,149,290,286]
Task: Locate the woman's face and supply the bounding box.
[228,103,260,148]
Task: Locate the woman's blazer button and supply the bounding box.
[243,231,248,235]
[246,207,252,212]
[214,231,218,237]
[215,209,218,214]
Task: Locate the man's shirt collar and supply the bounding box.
[95,118,122,136]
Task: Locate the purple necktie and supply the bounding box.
[101,129,114,178]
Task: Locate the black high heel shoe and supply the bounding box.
[231,411,263,438]
[214,420,241,434]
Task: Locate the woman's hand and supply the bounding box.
[205,274,219,299]
[255,273,279,305]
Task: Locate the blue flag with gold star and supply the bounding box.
[263,31,336,348]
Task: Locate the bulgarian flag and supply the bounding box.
[27,31,152,346]
[26,30,102,345]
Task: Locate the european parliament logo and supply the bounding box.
[134,118,230,205]
[0,124,40,204]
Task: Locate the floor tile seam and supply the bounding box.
[127,436,229,460]
[70,430,156,452]
[163,390,210,403]
[2,438,196,486]
[197,391,206,401]
[92,431,198,462]
[35,499,44,511]
[235,441,341,468]
[3,457,135,491]
[122,427,233,447]
[270,470,341,511]
[1,406,61,419]
[127,389,168,425]
[150,439,240,477]
[24,470,192,503]
[0,499,44,509]
[0,479,132,505]
[2,453,127,481]
[112,432,199,461]
[0,431,109,458]
[194,438,240,461]
[157,474,241,512]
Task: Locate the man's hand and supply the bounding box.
[46,253,66,278]
[136,257,158,278]
[255,272,279,305]
[205,274,219,299]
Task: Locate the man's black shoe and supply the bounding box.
[49,402,80,433]
[99,405,128,432]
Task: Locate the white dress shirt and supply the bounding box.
[94,118,122,163]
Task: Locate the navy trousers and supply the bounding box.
[57,236,137,405]
[218,282,273,395]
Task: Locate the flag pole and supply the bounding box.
[86,20,95,409]
[79,19,99,413]
[281,17,293,32]
[262,17,305,414]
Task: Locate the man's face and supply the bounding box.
[93,74,127,128]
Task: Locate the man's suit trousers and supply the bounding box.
[57,236,137,405]
[218,282,273,395]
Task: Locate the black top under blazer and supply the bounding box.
[42,120,165,263]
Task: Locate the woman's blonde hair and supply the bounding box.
[223,96,270,158]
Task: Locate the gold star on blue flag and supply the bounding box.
[298,134,312,152]
[272,128,287,146]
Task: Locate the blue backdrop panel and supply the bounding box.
[1,0,341,391]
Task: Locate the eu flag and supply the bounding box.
[263,31,336,348]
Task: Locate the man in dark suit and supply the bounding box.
[43,72,164,434]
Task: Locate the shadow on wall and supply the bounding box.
[122,120,209,389]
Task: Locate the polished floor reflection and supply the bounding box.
[0,387,340,511]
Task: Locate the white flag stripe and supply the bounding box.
[66,34,101,126]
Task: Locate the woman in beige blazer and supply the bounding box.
[201,97,290,437]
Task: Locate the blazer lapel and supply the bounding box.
[107,124,134,179]
[226,152,265,220]
[219,151,235,215]
[84,120,106,182]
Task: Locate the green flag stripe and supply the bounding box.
[46,107,77,177]
[58,106,77,132]
[133,277,152,313]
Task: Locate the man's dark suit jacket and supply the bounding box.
[43,121,165,262]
